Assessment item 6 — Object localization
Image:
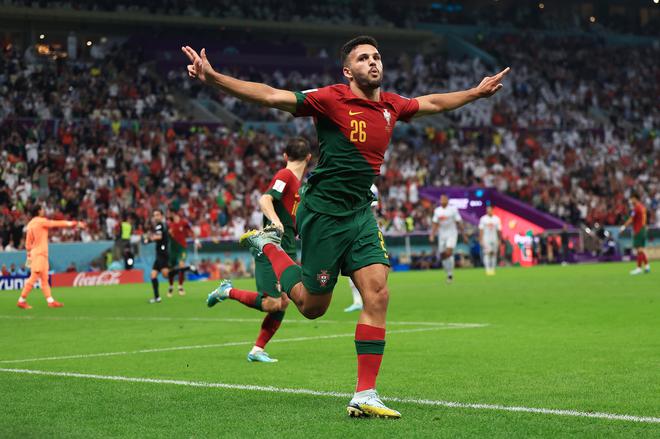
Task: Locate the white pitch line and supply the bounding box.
[0,325,485,364]
[0,315,485,327]
[1,368,658,425]
[0,315,339,324]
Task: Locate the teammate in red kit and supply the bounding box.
[620,192,650,275]
[183,35,509,418]
[207,138,312,363]
[167,211,197,296]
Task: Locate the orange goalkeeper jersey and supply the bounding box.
[26,217,78,258]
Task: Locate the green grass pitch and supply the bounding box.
[1,262,658,438]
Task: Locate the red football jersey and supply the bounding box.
[293,84,418,215]
[632,202,647,233]
[265,168,301,225]
[169,219,192,247]
[265,168,301,254]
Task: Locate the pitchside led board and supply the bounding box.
[420,187,564,267]
[0,270,144,291]
[0,275,50,291]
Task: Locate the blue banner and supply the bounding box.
[0,275,51,291]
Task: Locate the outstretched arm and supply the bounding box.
[182,46,297,113]
[413,67,510,118]
[44,220,86,229]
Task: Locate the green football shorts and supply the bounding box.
[168,241,187,267]
[296,201,389,295]
[632,227,647,248]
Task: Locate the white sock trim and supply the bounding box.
[353,388,376,398]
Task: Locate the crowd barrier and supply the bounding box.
[0,270,143,290]
[0,274,49,291]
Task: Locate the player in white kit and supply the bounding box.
[345,184,380,312]
[479,205,502,275]
[430,194,463,283]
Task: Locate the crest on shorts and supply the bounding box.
[316,270,330,287]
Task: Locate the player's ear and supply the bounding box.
[283,153,289,162]
[342,65,353,81]
[306,153,312,162]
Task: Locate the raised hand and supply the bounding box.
[181,46,214,84]
[475,67,510,98]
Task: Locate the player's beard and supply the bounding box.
[355,71,382,90]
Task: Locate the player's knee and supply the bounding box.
[365,284,389,313]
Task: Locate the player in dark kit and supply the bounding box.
[183,36,509,418]
[206,138,312,363]
[143,209,169,304]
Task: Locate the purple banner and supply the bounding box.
[419,187,568,229]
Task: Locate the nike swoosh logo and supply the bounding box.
[349,110,363,116]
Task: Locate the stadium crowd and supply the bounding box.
[6,0,659,35]
[1,32,659,251]
[175,33,659,231]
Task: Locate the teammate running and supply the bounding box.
[207,138,312,363]
[620,192,650,275]
[430,194,463,283]
[478,205,502,276]
[143,209,169,303]
[17,204,86,309]
[167,211,196,297]
[183,35,509,418]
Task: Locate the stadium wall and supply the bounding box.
[0,241,114,273]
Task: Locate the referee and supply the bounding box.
[144,209,169,304]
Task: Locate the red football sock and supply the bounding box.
[178,271,185,285]
[229,288,259,309]
[637,252,643,267]
[640,251,648,266]
[263,244,297,280]
[355,324,386,392]
[255,314,282,349]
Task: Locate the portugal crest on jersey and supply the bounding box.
[316,270,330,287]
[383,109,392,131]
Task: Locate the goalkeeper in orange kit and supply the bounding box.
[17,205,86,309]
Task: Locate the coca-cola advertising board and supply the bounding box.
[51,270,144,287]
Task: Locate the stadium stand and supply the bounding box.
[0,2,658,254]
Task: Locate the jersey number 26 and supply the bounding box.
[350,120,367,143]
